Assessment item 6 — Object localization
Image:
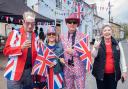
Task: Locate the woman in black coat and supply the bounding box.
[91,24,127,89]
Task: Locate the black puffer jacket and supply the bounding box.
[92,37,121,81]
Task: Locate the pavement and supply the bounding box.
[85,72,128,89]
[0,53,7,89]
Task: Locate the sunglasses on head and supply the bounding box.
[67,20,78,24]
[47,33,56,36]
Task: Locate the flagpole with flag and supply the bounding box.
[73,33,92,72]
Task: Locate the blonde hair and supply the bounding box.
[101,23,112,32]
[102,25,112,30]
[100,23,112,36]
[23,11,36,20]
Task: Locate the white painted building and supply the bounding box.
[120,28,125,39]
[27,0,96,41]
[79,2,94,42]
[93,14,104,38]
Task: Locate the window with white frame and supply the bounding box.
[56,0,62,9]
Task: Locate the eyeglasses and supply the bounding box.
[67,21,78,24]
[47,33,56,36]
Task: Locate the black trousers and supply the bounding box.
[96,73,118,89]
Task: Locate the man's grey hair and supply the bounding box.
[23,11,36,20]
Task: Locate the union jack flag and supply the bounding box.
[48,68,64,89]
[14,34,19,45]
[54,72,64,89]
[32,43,56,76]
[74,36,92,72]
[4,30,22,80]
[4,57,18,80]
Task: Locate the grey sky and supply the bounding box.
[85,0,128,23]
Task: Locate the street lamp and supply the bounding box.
[108,1,111,22]
[108,1,113,23]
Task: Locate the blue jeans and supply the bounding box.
[7,68,32,89]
